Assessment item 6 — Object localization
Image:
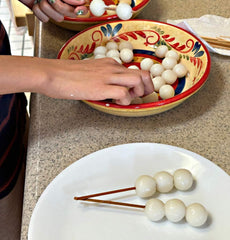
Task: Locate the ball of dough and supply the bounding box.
[165,50,179,61]
[159,84,175,99]
[119,41,133,51]
[154,171,174,193]
[186,203,208,227]
[106,41,118,50]
[152,76,166,92]
[135,175,156,198]
[119,48,134,63]
[94,46,107,56]
[140,58,154,71]
[165,199,186,222]
[128,65,139,70]
[106,49,120,58]
[89,0,106,17]
[155,45,168,58]
[145,198,165,221]
[150,63,165,77]
[173,63,188,78]
[162,57,177,70]
[162,69,177,85]
[116,3,133,20]
[173,169,193,191]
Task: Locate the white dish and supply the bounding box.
[28,143,230,240]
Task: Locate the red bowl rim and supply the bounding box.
[57,19,211,110]
[64,0,150,22]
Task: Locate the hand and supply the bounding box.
[31,0,89,22]
[40,57,154,105]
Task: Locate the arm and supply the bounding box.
[0,56,153,105]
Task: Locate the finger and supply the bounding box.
[48,0,77,18]
[109,73,145,98]
[32,2,50,22]
[140,70,154,95]
[62,0,86,5]
[39,0,64,22]
[74,6,90,17]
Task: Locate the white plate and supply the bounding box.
[28,143,230,240]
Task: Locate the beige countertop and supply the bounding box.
[21,1,230,239]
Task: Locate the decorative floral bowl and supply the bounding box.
[52,0,150,31]
[58,20,211,117]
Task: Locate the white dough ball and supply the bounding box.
[154,171,174,193]
[165,199,186,222]
[145,198,165,222]
[94,46,107,56]
[162,69,177,85]
[165,50,179,61]
[128,65,139,70]
[119,41,133,51]
[162,57,177,70]
[135,175,156,198]
[142,92,158,103]
[94,54,106,59]
[112,56,122,64]
[106,49,120,58]
[173,169,193,191]
[116,3,133,20]
[159,84,175,99]
[89,0,106,17]
[173,63,188,78]
[186,203,208,227]
[131,97,143,104]
[152,76,166,92]
[150,63,164,77]
[119,48,133,63]
[106,41,118,50]
[140,58,154,71]
[155,45,168,58]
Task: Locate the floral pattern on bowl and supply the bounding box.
[58,20,211,117]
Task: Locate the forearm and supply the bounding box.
[0,55,47,94]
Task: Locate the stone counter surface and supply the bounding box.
[21,1,230,239]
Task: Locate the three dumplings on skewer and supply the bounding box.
[75,168,208,227]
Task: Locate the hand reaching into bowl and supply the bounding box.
[20,0,90,22]
[0,56,153,106]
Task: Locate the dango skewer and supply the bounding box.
[74,197,208,227]
[75,169,194,200]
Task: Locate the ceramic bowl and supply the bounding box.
[58,19,211,117]
[52,0,150,31]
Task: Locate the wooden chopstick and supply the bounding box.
[74,197,145,209]
[200,36,230,50]
[75,186,136,200]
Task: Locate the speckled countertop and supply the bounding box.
[21,1,230,239]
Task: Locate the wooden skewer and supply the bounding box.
[75,186,136,200]
[74,197,145,209]
[200,36,230,50]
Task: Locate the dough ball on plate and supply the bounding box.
[162,57,177,70]
[89,0,106,17]
[145,198,165,222]
[94,46,107,56]
[162,69,177,85]
[165,199,186,222]
[173,169,193,191]
[154,171,174,193]
[120,48,133,63]
[150,63,164,77]
[186,203,208,227]
[165,50,179,61]
[106,49,120,58]
[152,76,166,92]
[106,41,118,50]
[173,63,188,78]
[140,58,154,71]
[135,175,156,198]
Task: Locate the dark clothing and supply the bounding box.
[0,20,27,199]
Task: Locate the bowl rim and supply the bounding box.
[63,0,150,22]
[57,19,211,110]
